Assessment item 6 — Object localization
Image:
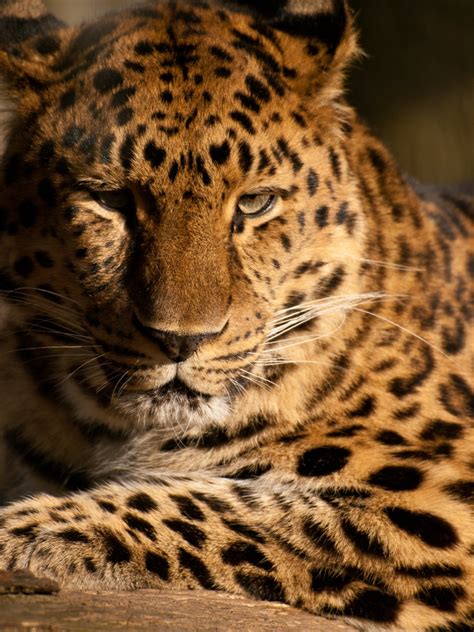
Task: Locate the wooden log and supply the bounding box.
[1,588,356,631]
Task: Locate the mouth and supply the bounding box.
[110,374,213,406]
[154,377,212,402]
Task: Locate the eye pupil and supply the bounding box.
[237,193,276,216]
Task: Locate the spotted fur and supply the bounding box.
[0,1,473,630]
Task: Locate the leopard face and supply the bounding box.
[0,0,363,431]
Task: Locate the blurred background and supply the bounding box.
[45,0,474,185]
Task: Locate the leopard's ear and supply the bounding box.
[0,0,67,92]
[224,0,358,96]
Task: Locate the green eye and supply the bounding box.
[92,189,135,213]
[237,193,277,216]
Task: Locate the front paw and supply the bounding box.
[0,496,96,586]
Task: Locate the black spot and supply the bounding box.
[307,168,319,197]
[10,523,38,538]
[318,487,371,506]
[209,140,230,165]
[196,155,212,185]
[39,141,56,166]
[415,585,465,612]
[340,518,385,557]
[376,430,407,446]
[245,75,270,103]
[238,141,254,174]
[35,251,54,268]
[226,463,272,480]
[111,87,136,108]
[207,45,233,64]
[37,178,56,207]
[144,141,166,169]
[18,200,37,228]
[315,205,329,228]
[84,557,97,573]
[311,565,364,592]
[145,551,170,581]
[127,492,157,513]
[124,60,145,73]
[297,446,351,477]
[368,147,387,176]
[303,518,337,553]
[63,125,85,148]
[123,513,156,541]
[14,256,34,278]
[397,564,463,579]
[326,424,364,438]
[59,89,76,110]
[168,160,179,183]
[93,68,123,93]
[421,419,464,441]
[191,493,232,514]
[134,40,154,55]
[235,91,260,113]
[280,233,291,252]
[342,588,400,623]
[221,541,273,571]
[57,528,90,544]
[385,507,458,548]
[329,147,341,180]
[234,571,285,603]
[389,347,434,399]
[222,518,265,544]
[162,519,206,548]
[443,481,474,504]
[117,107,133,126]
[160,90,173,104]
[215,66,232,78]
[97,500,116,513]
[291,111,307,128]
[170,495,205,521]
[34,34,60,55]
[368,465,423,491]
[347,395,376,418]
[178,548,216,589]
[393,403,420,420]
[439,373,474,418]
[100,529,131,564]
[230,111,256,135]
[119,134,136,170]
[336,201,349,225]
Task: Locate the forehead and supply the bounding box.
[35,3,306,189]
[53,3,293,118]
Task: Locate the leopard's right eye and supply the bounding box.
[91,189,135,213]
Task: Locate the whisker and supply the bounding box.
[57,352,111,386]
[351,307,448,357]
[342,255,424,273]
[267,293,401,342]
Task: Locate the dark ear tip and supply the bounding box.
[223,0,288,20]
[225,0,350,58]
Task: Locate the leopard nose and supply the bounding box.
[133,315,215,362]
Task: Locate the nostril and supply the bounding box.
[132,314,213,362]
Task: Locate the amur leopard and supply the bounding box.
[0,1,472,630]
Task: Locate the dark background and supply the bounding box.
[45,0,474,184]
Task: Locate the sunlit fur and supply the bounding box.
[0,2,473,630]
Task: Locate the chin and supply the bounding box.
[112,390,232,434]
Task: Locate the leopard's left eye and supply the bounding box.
[91,188,135,213]
[237,193,277,217]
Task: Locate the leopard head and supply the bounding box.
[0,0,366,431]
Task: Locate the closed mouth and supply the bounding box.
[155,377,212,401]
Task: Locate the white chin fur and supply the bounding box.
[113,392,232,433]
